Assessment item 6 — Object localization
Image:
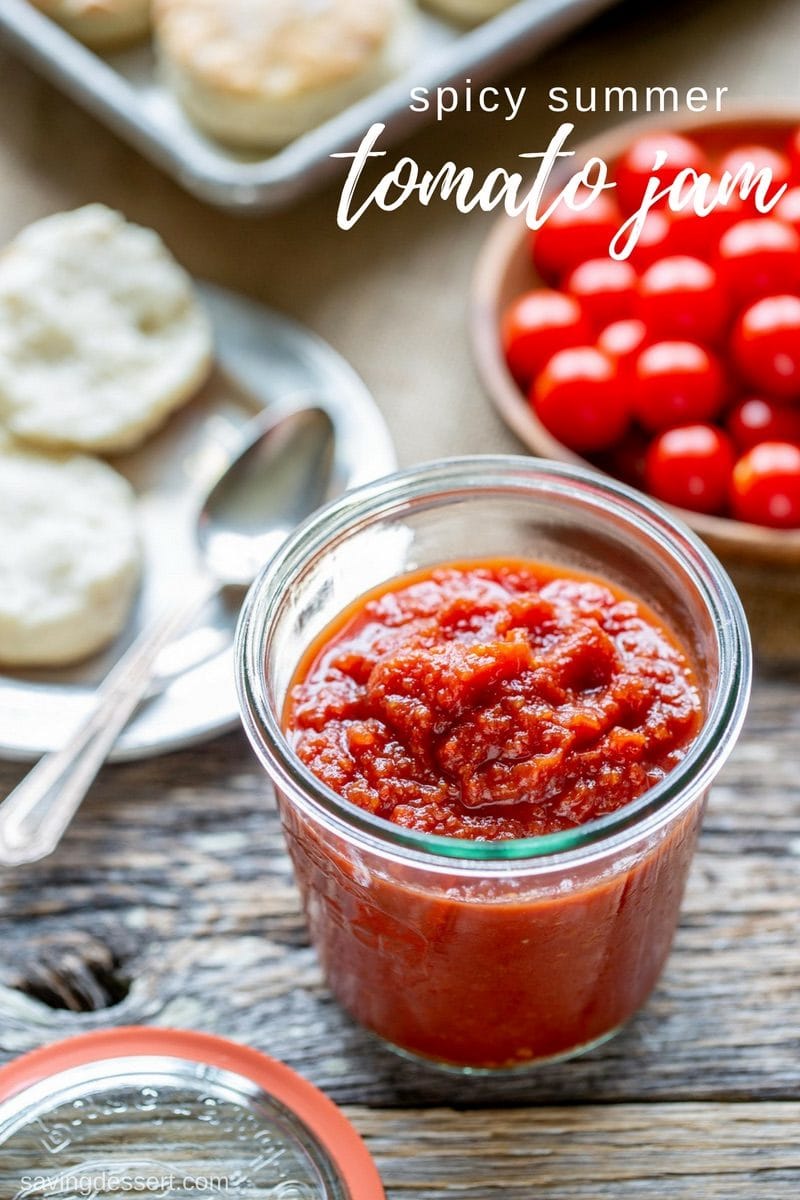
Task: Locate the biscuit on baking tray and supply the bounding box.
[424,0,516,24]
[31,0,151,48]
[0,436,140,666]
[153,0,415,149]
[0,204,212,454]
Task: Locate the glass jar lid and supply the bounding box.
[0,1028,383,1200]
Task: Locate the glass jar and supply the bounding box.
[236,457,751,1072]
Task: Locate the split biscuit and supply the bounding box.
[0,204,212,454]
[153,0,416,149]
[31,0,151,48]
[0,437,140,667]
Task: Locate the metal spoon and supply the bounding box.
[0,402,335,867]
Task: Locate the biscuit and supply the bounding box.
[0,204,212,454]
[153,0,415,149]
[424,0,515,24]
[31,0,151,48]
[0,437,140,667]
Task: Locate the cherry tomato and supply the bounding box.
[645,424,735,515]
[773,185,800,234]
[727,396,800,451]
[531,191,620,284]
[615,133,708,214]
[730,441,800,527]
[597,318,651,371]
[564,257,637,327]
[732,294,800,400]
[716,219,800,309]
[637,255,728,344]
[667,176,746,259]
[502,290,590,386]
[532,346,629,452]
[627,209,673,272]
[718,144,791,212]
[632,341,728,432]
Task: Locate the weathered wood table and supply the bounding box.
[1,0,799,1194]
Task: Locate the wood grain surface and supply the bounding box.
[355,1105,800,1197]
[1,0,800,1195]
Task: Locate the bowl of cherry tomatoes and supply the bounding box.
[472,109,800,564]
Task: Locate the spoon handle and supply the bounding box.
[0,576,218,867]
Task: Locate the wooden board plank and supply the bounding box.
[350,1103,800,1198]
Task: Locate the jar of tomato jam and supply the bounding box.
[236,457,750,1072]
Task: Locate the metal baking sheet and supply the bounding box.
[0,282,396,763]
[0,0,619,211]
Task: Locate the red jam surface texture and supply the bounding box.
[286,560,702,840]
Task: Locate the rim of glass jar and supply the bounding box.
[236,455,751,870]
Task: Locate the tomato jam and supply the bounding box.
[279,559,706,1068]
[286,560,702,839]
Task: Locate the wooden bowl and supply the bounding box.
[471,106,800,567]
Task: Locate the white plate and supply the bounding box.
[0,283,396,763]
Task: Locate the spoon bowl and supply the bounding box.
[199,405,335,587]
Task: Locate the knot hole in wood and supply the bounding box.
[9,932,132,1013]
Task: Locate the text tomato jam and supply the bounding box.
[286,561,702,840]
[279,559,706,1068]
